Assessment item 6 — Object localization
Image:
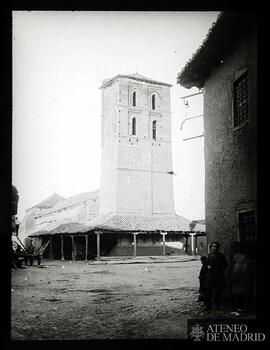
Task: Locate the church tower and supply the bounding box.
[99,73,175,216]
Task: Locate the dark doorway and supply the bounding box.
[63,236,72,260]
[75,236,87,261]
[87,234,97,259]
[100,233,118,256]
[52,236,61,259]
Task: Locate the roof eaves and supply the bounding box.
[177,11,256,89]
[177,13,222,88]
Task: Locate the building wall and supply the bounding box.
[204,27,257,257]
[99,82,119,214]
[100,77,175,216]
[19,197,99,244]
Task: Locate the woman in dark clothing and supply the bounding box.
[205,241,228,311]
[198,256,209,303]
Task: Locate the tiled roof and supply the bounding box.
[29,214,205,237]
[100,73,172,89]
[27,219,68,236]
[91,214,205,232]
[29,222,92,236]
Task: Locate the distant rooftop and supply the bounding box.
[36,190,99,216]
[27,193,65,211]
[27,190,99,215]
[100,73,172,89]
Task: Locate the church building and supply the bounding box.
[20,73,206,259]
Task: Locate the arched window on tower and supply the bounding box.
[152,94,156,110]
[132,117,136,136]
[132,91,136,107]
[152,120,157,140]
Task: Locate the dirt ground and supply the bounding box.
[11,257,255,340]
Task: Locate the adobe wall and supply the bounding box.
[204,28,257,258]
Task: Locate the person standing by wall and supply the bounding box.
[198,256,209,303]
[205,241,228,311]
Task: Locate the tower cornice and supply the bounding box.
[100,73,172,89]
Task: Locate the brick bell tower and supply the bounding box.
[99,73,175,216]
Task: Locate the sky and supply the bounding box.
[12,11,220,221]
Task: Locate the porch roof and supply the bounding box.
[29,214,205,237]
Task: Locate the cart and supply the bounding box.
[13,237,50,266]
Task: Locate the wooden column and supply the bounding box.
[95,231,102,260]
[195,235,198,255]
[61,235,64,260]
[191,234,195,256]
[71,235,75,261]
[133,233,138,258]
[49,237,53,259]
[161,232,168,256]
[85,234,88,261]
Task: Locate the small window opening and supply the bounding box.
[152,94,156,110]
[132,91,136,107]
[152,120,157,140]
[132,117,136,135]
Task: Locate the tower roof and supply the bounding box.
[100,73,172,89]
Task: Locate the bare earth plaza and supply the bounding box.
[10,11,258,342]
[11,257,256,340]
[11,257,202,340]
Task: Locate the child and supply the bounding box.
[198,256,209,302]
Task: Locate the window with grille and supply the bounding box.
[238,210,256,242]
[233,70,249,128]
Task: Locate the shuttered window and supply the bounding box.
[238,210,256,242]
[233,71,249,128]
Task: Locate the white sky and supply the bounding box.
[12,11,220,221]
